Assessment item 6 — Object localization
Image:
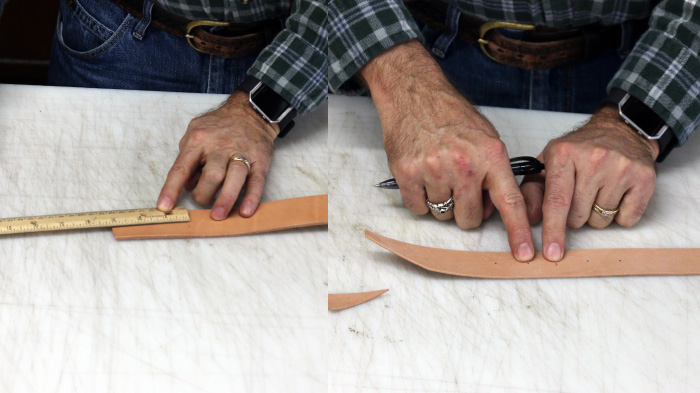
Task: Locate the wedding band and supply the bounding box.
[427,197,454,214]
[592,202,619,217]
[230,155,251,173]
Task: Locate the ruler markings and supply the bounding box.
[0,207,190,235]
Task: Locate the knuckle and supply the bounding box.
[192,191,211,205]
[451,151,474,175]
[188,128,210,144]
[630,203,648,220]
[567,218,586,229]
[500,191,525,210]
[616,217,634,227]
[246,175,266,190]
[412,206,430,215]
[508,224,531,240]
[169,163,191,178]
[544,192,571,209]
[423,152,443,177]
[639,168,657,186]
[588,219,608,229]
[407,202,429,215]
[615,156,633,175]
[567,219,584,229]
[616,210,642,227]
[566,210,587,228]
[203,168,226,183]
[456,217,481,229]
[548,141,574,162]
[391,160,418,181]
[484,139,507,158]
[455,200,482,229]
[589,147,610,169]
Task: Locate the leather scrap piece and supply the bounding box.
[328,289,389,311]
[365,230,700,279]
[113,195,327,240]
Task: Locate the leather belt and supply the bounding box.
[113,195,328,240]
[366,230,700,279]
[109,0,281,58]
[405,1,647,69]
[328,289,389,311]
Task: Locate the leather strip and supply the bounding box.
[328,289,389,311]
[405,1,645,70]
[112,195,327,240]
[109,0,279,57]
[365,230,700,279]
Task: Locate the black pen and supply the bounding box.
[374,156,545,189]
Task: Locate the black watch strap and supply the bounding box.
[602,88,677,162]
[238,76,297,138]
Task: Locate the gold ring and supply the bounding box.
[593,202,619,217]
[230,156,251,173]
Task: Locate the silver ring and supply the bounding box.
[426,196,454,214]
[230,155,251,173]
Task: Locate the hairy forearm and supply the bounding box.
[595,104,660,160]
[358,40,483,135]
[360,40,471,107]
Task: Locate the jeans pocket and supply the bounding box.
[56,0,135,58]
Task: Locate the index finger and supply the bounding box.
[541,158,575,262]
[485,163,534,262]
[157,149,201,212]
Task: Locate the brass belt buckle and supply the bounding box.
[478,21,536,63]
[185,20,231,53]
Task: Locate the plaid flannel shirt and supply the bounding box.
[329,0,700,147]
[154,0,328,115]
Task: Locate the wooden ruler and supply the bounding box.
[0,207,190,235]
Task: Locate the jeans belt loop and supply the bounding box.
[431,5,462,59]
[617,20,632,57]
[132,0,154,40]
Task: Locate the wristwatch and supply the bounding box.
[602,88,677,162]
[238,76,297,138]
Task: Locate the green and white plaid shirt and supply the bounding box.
[154,0,328,115]
[329,0,700,148]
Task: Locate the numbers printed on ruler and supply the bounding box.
[0,207,190,235]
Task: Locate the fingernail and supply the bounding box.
[516,243,534,262]
[546,243,563,262]
[211,207,226,220]
[240,202,254,217]
[157,196,172,212]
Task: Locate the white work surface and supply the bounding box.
[328,94,700,393]
[0,84,327,393]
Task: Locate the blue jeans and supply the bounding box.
[419,10,639,114]
[48,0,260,93]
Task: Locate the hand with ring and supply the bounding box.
[157,90,279,220]
[520,104,659,262]
[360,40,535,262]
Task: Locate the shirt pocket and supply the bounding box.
[56,0,135,58]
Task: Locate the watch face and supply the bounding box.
[620,96,666,138]
[251,85,290,122]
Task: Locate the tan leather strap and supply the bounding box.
[366,230,700,279]
[113,195,327,240]
[328,289,388,311]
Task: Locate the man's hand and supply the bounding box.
[521,105,659,261]
[360,40,535,262]
[157,91,279,220]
